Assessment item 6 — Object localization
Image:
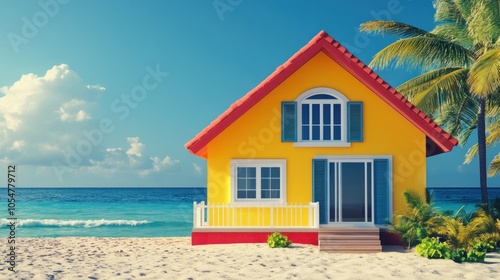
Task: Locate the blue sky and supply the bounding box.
[0,0,499,187]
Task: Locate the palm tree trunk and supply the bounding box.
[478,97,488,204]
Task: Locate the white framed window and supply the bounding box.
[296,87,350,147]
[230,159,286,204]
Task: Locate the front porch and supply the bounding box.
[191,202,398,251]
[192,201,320,245]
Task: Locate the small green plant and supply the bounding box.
[416,237,450,259]
[448,248,468,263]
[267,232,292,248]
[466,249,487,262]
[473,238,497,253]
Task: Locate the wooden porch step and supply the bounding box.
[318,228,382,253]
[319,235,380,240]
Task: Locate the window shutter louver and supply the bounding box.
[312,159,328,224]
[347,102,363,142]
[374,159,390,224]
[281,102,297,142]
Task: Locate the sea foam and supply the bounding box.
[0,218,151,228]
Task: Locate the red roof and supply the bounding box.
[185,30,458,158]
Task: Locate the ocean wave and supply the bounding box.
[0,219,151,228]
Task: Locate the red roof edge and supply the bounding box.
[185,30,458,158]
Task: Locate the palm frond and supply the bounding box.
[433,0,468,25]
[486,91,500,116]
[402,190,424,209]
[466,0,500,48]
[465,120,500,163]
[403,68,469,113]
[369,37,474,71]
[488,152,500,177]
[360,21,435,38]
[431,24,473,47]
[468,48,500,96]
[434,96,478,144]
[397,67,464,99]
[469,209,497,234]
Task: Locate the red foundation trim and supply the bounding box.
[192,231,319,246]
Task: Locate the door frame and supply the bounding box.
[314,155,393,228]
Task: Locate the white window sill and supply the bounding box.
[229,201,286,207]
[294,142,351,147]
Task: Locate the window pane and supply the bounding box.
[323,104,331,124]
[271,179,280,189]
[237,167,246,177]
[367,162,372,222]
[302,125,309,140]
[237,191,246,199]
[271,190,280,198]
[237,179,246,190]
[261,167,270,178]
[323,125,331,140]
[341,162,366,222]
[312,126,320,140]
[301,104,309,124]
[312,104,320,125]
[261,190,270,198]
[261,178,269,189]
[333,125,341,140]
[247,179,256,190]
[306,94,336,100]
[333,104,341,125]
[270,167,280,178]
[247,191,256,199]
[247,167,256,177]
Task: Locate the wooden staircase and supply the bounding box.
[319,227,382,253]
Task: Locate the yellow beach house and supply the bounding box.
[185,30,457,252]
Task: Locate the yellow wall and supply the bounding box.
[205,51,427,218]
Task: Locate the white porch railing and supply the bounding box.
[193,201,319,228]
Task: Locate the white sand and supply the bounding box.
[1,237,499,279]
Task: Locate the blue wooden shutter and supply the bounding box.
[347,102,363,142]
[281,102,297,142]
[313,159,328,224]
[374,159,390,224]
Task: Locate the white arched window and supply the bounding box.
[296,88,349,146]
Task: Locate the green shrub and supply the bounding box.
[267,232,292,248]
[416,237,450,259]
[448,248,468,263]
[473,239,497,253]
[389,191,444,249]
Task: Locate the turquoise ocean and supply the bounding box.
[1,187,499,238]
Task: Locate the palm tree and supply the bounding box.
[360,0,500,204]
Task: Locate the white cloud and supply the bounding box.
[86,84,106,91]
[0,65,179,185]
[86,136,179,177]
[9,140,24,151]
[0,64,103,165]
[193,163,202,175]
[57,99,92,122]
[151,155,179,171]
[126,137,144,157]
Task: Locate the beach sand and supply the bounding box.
[1,237,499,279]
